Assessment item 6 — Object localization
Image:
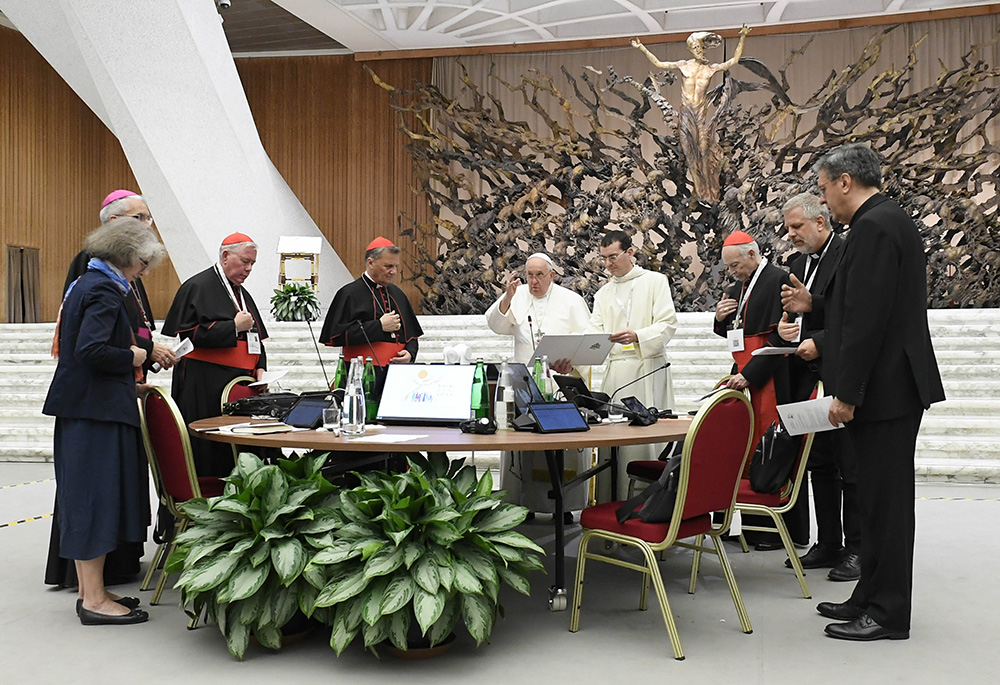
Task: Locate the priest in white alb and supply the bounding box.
[485,252,592,518]
[587,230,678,501]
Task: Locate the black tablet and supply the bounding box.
[527,402,589,433]
[282,396,335,429]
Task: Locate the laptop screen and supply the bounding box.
[376,364,476,425]
[506,363,546,415]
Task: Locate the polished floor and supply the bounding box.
[2,461,997,684]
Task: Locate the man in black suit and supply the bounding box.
[792,144,944,641]
[778,193,861,582]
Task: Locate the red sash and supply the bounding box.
[343,342,405,367]
[731,331,779,456]
[186,340,259,372]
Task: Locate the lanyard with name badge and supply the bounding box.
[791,238,833,343]
[727,256,768,353]
[214,263,260,355]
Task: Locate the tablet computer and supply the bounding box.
[282,396,335,429]
[527,402,589,433]
[552,374,611,417]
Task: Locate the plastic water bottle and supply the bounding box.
[471,358,489,419]
[495,359,516,430]
[341,356,366,436]
[540,354,553,401]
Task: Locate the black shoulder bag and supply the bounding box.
[615,453,682,524]
[748,421,799,495]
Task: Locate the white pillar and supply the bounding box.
[0,0,352,314]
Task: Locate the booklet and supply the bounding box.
[776,396,844,436]
[530,334,614,366]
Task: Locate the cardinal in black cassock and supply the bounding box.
[320,236,422,403]
[162,232,268,477]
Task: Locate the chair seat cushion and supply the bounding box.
[198,477,225,498]
[580,502,712,543]
[736,479,786,507]
[625,460,668,481]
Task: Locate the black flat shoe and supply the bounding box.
[824,613,908,641]
[76,596,141,616]
[785,543,844,569]
[816,600,864,621]
[79,606,149,626]
[829,553,862,581]
[754,541,784,552]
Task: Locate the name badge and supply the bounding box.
[247,331,261,355]
[620,343,635,352]
[792,314,803,344]
[727,328,745,353]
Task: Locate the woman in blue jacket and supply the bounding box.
[44,218,165,625]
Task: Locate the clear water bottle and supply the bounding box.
[495,358,516,430]
[540,354,553,401]
[341,356,366,436]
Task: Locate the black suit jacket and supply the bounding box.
[822,194,945,422]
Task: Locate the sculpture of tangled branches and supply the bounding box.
[369,27,1000,313]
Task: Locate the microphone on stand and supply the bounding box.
[607,362,672,407]
[349,319,381,364]
[527,316,537,353]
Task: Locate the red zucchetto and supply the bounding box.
[722,231,755,247]
[366,236,395,250]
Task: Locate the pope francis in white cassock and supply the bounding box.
[485,253,592,515]
[587,231,677,501]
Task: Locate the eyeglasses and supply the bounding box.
[602,251,626,264]
[138,257,150,270]
[129,213,153,225]
[525,271,548,281]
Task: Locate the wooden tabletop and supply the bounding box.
[189,415,691,452]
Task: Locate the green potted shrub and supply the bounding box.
[305,453,545,656]
[166,451,340,660]
[269,282,320,322]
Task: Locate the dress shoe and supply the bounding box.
[785,542,843,569]
[76,596,141,616]
[79,605,149,626]
[816,600,864,621]
[754,540,784,552]
[829,552,862,581]
[824,613,908,641]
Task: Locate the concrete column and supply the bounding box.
[0,0,352,314]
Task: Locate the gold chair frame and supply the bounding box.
[220,375,258,462]
[569,389,755,660]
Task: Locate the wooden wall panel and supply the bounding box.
[235,56,433,310]
[0,26,180,323]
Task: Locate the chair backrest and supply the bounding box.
[221,375,260,413]
[141,386,203,504]
[675,389,754,524]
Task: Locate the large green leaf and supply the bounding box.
[497,566,532,596]
[254,624,282,651]
[264,502,304,528]
[493,543,525,563]
[514,553,546,574]
[427,597,460,646]
[249,541,271,567]
[208,497,253,519]
[474,469,494,497]
[271,587,299,628]
[454,545,499,584]
[310,541,358,565]
[301,561,328,590]
[483,530,545,554]
[221,560,270,602]
[314,567,370,607]
[451,558,484,594]
[438,561,455,592]
[177,551,241,593]
[474,504,527,533]
[238,590,264,626]
[294,508,342,535]
[363,543,406,579]
[427,451,450,478]
[271,538,308,586]
[360,577,390,626]
[426,521,463,546]
[387,526,414,545]
[329,605,360,656]
[387,609,410,650]
[451,465,479,496]
[418,506,461,524]
[402,541,425,568]
[380,575,415,616]
[225,613,251,660]
[297,582,319,616]
[183,503,243,527]
[234,452,264,480]
[339,492,369,523]
[460,592,495,646]
[412,555,440,594]
[413,586,446,635]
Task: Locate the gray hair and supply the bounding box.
[84,217,166,270]
[99,194,147,224]
[814,144,882,190]
[733,240,759,258]
[783,193,830,226]
[219,241,257,260]
[366,244,401,262]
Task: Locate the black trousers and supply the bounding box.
[808,429,861,551]
[847,410,922,631]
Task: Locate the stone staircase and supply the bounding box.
[2,310,998,482]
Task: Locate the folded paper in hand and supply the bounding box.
[152,337,194,372]
[776,395,843,436]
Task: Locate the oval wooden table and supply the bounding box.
[189,416,691,610]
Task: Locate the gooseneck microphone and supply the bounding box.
[527,315,537,352]
[349,319,381,364]
[607,362,672,406]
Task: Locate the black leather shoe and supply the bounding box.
[829,552,862,581]
[816,600,863,621]
[79,606,149,626]
[76,596,141,616]
[754,541,784,552]
[824,613,909,641]
[785,542,844,569]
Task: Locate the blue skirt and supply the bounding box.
[53,418,150,561]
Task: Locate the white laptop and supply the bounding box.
[376,364,476,426]
[530,333,614,366]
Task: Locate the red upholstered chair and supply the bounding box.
[732,381,822,599]
[221,375,260,461]
[139,386,224,607]
[569,389,755,660]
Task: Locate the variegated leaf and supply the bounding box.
[360,577,390,626]
[223,560,270,602]
[460,592,494,646]
[412,555,440,594]
[483,530,545,554]
[364,543,406,579]
[474,504,527,533]
[271,538,308,586]
[178,552,240,593]
[413,586,446,635]
[314,567,370,607]
[452,558,483,594]
[380,575,415,616]
[497,566,532,596]
[387,609,410,649]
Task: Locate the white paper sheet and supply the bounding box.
[750,346,794,357]
[346,433,428,444]
[776,395,843,436]
[250,369,288,387]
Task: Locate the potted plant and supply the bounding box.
[305,453,545,656]
[166,451,340,660]
[269,282,320,322]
